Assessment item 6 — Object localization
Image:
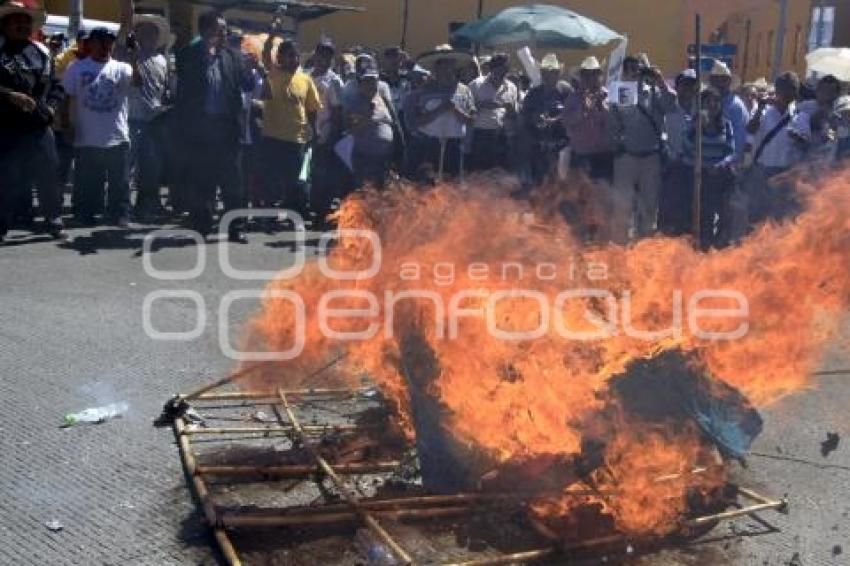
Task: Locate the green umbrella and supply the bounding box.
[452,4,622,49]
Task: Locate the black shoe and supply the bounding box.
[45,219,66,240]
[115,216,130,228]
[228,228,248,244]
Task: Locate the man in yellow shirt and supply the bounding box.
[261,25,321,215]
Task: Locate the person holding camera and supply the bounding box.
[563,56,613,183]
[607,55,677,244]
[0,1,65,242]
[115,0,171,220]
[519,53,571,187]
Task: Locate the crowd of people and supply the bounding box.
[2,0,850,247]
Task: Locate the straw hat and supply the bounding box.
[417,44,474,71]
[751,77,769,90]
[0,0,46,29]
[579,56,602,71]
[539,53,562,71]
[709,59,741,90]
[133,13,170,49]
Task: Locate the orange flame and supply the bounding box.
[244,167,850,534]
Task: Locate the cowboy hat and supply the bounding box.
[579,56,601,72]
[417,44,474,71]
[0,0,46,29]
[708,59,741,90]
[133,13,170,49]
[539,53,562,71]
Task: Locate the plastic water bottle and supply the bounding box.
[63,402,129,427]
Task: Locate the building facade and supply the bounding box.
[41,0,843,79]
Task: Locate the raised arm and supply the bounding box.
[117,0,134,45]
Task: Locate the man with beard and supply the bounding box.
[0,0,65,242]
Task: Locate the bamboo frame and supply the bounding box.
[169,379,791,566]
[174,417,242,566]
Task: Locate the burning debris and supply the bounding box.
[162,167,850,562]
[243,167,850,538]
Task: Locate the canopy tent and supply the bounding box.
[451,4,622,50]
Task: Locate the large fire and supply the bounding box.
[242,166,850,536]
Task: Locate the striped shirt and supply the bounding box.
[682,118,735,166]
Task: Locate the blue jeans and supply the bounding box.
[73,144,131,219]
[129,119,164,211]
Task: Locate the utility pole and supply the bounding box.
[69,0,84,39]
[400,0,409,49]
[693,14,703,242]
[478,0,485,19]
[772,0,789,80]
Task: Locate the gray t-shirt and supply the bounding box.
[343,90,394,157]
[129,52,168,122]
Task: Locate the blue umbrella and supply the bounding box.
[452,4,622,49]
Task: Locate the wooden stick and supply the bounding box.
[224,491,575,517]
[736,486,782,507]
[182,363,265,401]
[194,388,365,401]
[813,368,850,376]
[278,389,413,565]
[684,499,788,526]
[443,548,558,566]
[184,354,349,401]
[692,13,703,241]
[174,417,242,566]
[196,461,403,478]
[182,424,361,435]
[221,504,513,528]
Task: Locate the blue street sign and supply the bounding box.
[688,43,738,57]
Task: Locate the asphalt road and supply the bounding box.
[0,222,847,566]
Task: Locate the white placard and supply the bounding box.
[608,81,639,107]
[517,46,542,87]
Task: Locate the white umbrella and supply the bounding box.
[806,48,850,82]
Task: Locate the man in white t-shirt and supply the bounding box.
[468,53,517,171]
[63,28,133,226]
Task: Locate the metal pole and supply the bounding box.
[69,0,84,39]
[741,18,752,82]
[477,0,485,19]
[693,14,703,241]
[772,0,789,80]
[400,0,409,49]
